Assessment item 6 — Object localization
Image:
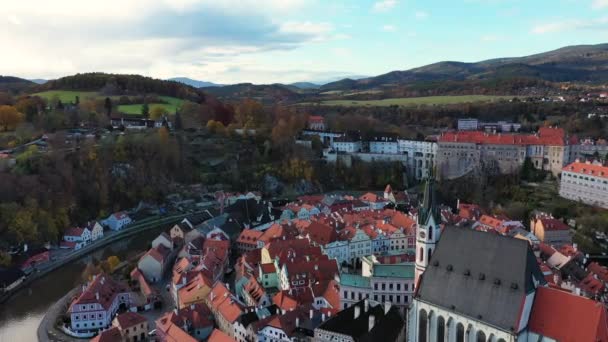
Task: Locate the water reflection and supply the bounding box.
[0,227,165,341]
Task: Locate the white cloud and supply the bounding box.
[373,0,398,12]
[0,1,331,80]
[531,17,608,34]
[382,25,397,32]
[592,0,608,9]
[415,11,429,19]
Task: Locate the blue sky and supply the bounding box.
[1,0,607,84]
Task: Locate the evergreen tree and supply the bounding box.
[141,102,150,118]
[174,111,183,130]
[104,97,112,117]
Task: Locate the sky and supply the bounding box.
[1,0,607,84]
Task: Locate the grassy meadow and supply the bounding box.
[34,91,184,115]
[301,95,517,107]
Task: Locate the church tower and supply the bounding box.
[414,177,441,287]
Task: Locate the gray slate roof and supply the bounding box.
[417,227,546,332]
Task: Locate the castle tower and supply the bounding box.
[414,177,441,287]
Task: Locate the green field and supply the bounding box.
[301,95,516,107]
[34,91,184,115]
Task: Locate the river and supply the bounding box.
[0,227,165,342]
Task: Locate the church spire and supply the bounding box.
[418,177,440,226]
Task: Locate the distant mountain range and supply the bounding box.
[321,43,608,91]
[29,79,48,84]
[168,77,222,88]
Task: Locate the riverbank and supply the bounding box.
[0,212,192,305]
[37,287,81,342]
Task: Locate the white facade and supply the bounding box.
[332,140,362,153]
[398,140,438,180]
[370,139,399,154]
[457,118,479,131]
[103,213,132,231]
[560,165,608,209]
[407,299,514,342]
[415,211,441,286]
[88,222,104,241]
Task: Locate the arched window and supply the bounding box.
[476,330,486,342]
[419,247,424,262]
[429,226,433,240]
[498,339,506,342]
[427,248,432,263]
[456,323,465,342]
[437,316,445,342]
[418,309,428,342]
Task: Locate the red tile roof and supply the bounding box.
[145,244,171,264]
[91,327,122,342]
[273,290,299,311]
[563,161,608,179]
[305,221,337,245]
[70,274,129,311]
[308,115,324,123]
[155,312,198,342]
[208,329,236,342]
[114,312,147,329]
[65,227,85,237]
[439,128,565,146]
[540,218,569,231]
[207,282,244,324]
[529,286,608,342]
[237,229,263,245]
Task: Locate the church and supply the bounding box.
[408,225,608,342]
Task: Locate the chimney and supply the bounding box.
[191,304,195,310]
[322,313,326,321]
[354,305,361,319]
[368,315,375,331]
[384,302,390,315]
[310,309,313,319]
[95,292,99,301]
[456,198,460,210]
[296,317,300,327]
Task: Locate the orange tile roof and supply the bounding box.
[114,312,147,329]
[155,312,198,342]
[208,329,236,342]
[563,161,608,179]
[529,286,608,342]
[91,327,122,342]
[439,128,565,146]
[237,229,263,244]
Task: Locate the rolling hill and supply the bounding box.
[0,76,35,93]
[168,77,222,88]
[321,43,608,92]
[203,83,301,103]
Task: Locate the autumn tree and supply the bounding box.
[150,106,166,120]
[235,99,270,128]
[0,105,24,131]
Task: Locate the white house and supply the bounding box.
[151,232,173,250]
[137,244,171,283]
[61,227,92,250]
[86,222,104,241]
[68,274,131,333]
[102,212,132,231]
